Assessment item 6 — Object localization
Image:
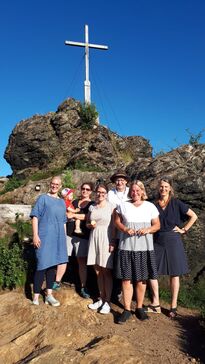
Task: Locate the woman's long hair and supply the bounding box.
[157,176,174,199]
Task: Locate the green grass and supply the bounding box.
[30,167,64,181]
[158,278,205,318]
[0,177,24,195]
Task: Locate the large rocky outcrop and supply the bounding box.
[4,98,151,178]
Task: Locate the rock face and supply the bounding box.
[0,204,32,223]
[4,98,152,178]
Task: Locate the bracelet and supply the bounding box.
[182,227,187,234]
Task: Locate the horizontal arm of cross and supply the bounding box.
[65,40,108,50]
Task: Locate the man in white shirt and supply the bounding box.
[107,170,129,303]
[107,171,129,207]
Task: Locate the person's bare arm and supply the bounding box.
[67,212,86,220]
[32,216,41,248]
[173,208,198,234]
[114,209,135,236]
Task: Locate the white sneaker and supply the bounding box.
[88,299,103,310]
[32,299,39,306]
[45,294,60,307]
[99,302,110,314]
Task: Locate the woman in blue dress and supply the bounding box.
[152,176,198,318]
[30,176,68,306]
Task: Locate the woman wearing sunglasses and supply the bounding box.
[53,182,94,298]
[87,184,115,314]
[66,182,94,298]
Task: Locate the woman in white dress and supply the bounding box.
[114,180,160,323]
[87,184,115,314]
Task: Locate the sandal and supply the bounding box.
[144,304,161,314]
[168,307,177,318]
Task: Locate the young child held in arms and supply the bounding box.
[61,188,82,234]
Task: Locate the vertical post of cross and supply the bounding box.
[84,25,91,103]
[65,25,108,105]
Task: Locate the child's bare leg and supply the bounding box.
[74,219,82,233]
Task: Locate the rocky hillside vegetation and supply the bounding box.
[2,98,205,285]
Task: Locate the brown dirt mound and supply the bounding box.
[0,287,204,364]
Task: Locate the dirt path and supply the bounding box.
[0,287,204,364]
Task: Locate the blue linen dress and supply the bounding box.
[30,194,68,271]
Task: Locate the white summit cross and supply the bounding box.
[65,24,108,104]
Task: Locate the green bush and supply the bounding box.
[11,214,32,242]
[186,128,205,146]
[79,102,98,130]
[0,238,27,289]
[62,169,76,189]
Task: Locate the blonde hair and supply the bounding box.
[128,180,148,201]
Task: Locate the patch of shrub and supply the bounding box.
[0,238,27,289]
[186,128,205,147]
[79,102,98,130]
[62,169,76,189]
[11,213,32,242]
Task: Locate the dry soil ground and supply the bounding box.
[0,285,204,364]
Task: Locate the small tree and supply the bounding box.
[79,102,99,130]
[186,128,205,147]
[62,169,76,189]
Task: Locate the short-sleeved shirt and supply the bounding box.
[107,187,129,207]
[117,200,159,252]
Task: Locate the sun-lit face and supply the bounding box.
[81,184,92,199]
[96,187,107,202]
[115,178,127,192]
[159,181,171,198]
[130,185,143,202]
[50,177,61,194]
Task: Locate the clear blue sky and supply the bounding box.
[1,0,205,176]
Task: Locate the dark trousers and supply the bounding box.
[33,266,56,293]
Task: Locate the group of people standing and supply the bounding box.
[30,171,197,323]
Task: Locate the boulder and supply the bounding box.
[4,98,151,178]
[0,204,32,223]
